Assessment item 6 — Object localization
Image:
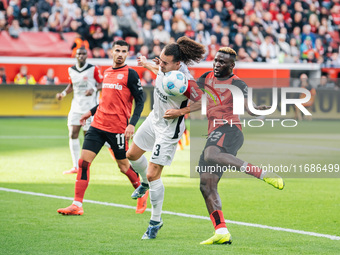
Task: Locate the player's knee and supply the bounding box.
[126,151,137,161]
[70,132,79,139]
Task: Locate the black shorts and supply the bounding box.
[82,126,127,160]
[198,124,244,178]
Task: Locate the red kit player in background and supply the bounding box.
[57,40,147,215]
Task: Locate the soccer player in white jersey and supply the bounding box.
[126,36,206,239]
[56,47,103,174]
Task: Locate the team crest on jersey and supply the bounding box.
[83,76,88,81]
[117,74,124,79]
[104,73,109,78]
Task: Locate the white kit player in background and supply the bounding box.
[56,47,103,174]
[126,37,206,240]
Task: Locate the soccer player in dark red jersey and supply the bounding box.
[198,47,284,245]
[57,40,147,215]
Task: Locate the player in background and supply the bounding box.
[56,47,103,175]
[57,40,147,216]
[126,36,206,239]
[197,47,284,245]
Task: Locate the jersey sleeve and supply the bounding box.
[184,79,203,102]
[232,79,248,98]
[127,68,144,126]
[196,71,212,89]
[94,66,103,83]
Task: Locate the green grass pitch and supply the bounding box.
[0,118,339,254]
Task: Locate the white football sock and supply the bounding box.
[72,201,82,207]
[216,228,229,234]
[129,155,148,184]
[69,138,80,168]
[149,178,164,222]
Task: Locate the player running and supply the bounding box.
[56,47,103,175]
[126,36,205,239]
[197,47,284,245]
[57,40,147,215]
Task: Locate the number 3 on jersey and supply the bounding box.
[153,144,161,157]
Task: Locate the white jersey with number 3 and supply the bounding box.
[151,63,193,139]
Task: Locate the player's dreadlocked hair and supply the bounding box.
[218,47,237,60]
[163,36,206,65]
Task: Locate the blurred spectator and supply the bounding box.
[99,6,120,38]
[51,0,63,14]
[0,13,6,31]
[300,36,315,60]
[94,0,105,16]
[138,45,149,58]
[140,20,153,46]
[184,24,195,40]
[237,48,253,62]
[277,34,290,55]
[162,10,172,33]
[6,5,16,27]
[71,33,90,57]
[141,70,155,87]
[0,67,7,84]
[61,8,73,32]
[215,0,229,26]
[48,9,63,32]
[80,0,90,14]
[291,12,303,32]
[250,50,264,62]
[260,35,279,62]
[19,8,33,31]
[63,0,78,18]
[143,9,157,30]
[120,0,136,18]
[295,73,316,121]
[153,23,170,44]
[0,0,5,12]
[84,8,95,26]
[92,47,106,58]
[135,0,146,20]
[148,44,161,59]
[9,19,22,38]
[37,0,52,31]
[232,33,245,54]
[14,65,36,85]
[88,17,105,49]
[39,68,60,85]
[10,0,20,18]
[116,8,138,38]
[248,26,264,46]
[317,75,335,89]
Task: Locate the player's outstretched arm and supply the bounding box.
[137,55,159,75]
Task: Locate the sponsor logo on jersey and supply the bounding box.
[155,87,168,102]
[104,73,109,78]
[117,74,124,79]
[103,83,123,90]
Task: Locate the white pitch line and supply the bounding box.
[0,135,67,139]
[1,187,339,241]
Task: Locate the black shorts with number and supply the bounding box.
[198,124,244,178]
[82,126,127,160]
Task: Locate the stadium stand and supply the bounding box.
[0,0,339,66]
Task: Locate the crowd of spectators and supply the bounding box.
[0,0,340,65]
